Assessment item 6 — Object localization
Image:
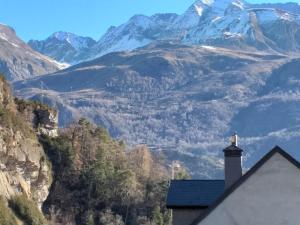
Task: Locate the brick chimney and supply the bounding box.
[223,133,243,189]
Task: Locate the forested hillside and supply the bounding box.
[40,118,174,225]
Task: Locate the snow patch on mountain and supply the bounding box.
[195,4,204,16]
[51,31,95,50]
[232,0,244,10]
[94,35,151,58]
[0,33,19,48]
[201,45,217,50]
[255,8,300,24]
[201,0,214,6]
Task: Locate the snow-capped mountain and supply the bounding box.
[0,24,66,81]
[29,0,300,64]
[51,31,96,50]
[28,32,96,64]
[178,0,300,54]
[91,0,300,58]
[89,13,178,59]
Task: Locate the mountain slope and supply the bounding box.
[0,24,66,81]
[14,43,298,177]
[29,0,300,64]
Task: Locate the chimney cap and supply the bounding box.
[223,133,243,156]
[223,144,243,156]
[231,132,238,146]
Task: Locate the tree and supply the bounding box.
[98,209,124,225]
[41,119,171,225]
[152,207,163,225]
[175,166,191,180]
[86,210,94,225]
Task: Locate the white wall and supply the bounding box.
[198,152,300,225]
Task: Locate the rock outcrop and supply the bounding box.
[15,98,58,137]
[0,75,52,207]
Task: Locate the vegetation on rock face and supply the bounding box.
[0,196,18,225]
[0,75,35,138]
[40,118,172,225]
[0,104,36,138]
[0,74,51,219]
[9,194,47,225]
[15,97,51,112]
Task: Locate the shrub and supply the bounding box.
[98,209,124,225]
[0,105,35,138]
[0,196,17,225]
[14,97,50,112]
[9,194,47,225]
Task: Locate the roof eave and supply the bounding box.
[167,205,209,209]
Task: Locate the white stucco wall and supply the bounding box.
[198,152,300,225]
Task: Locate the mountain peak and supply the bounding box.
[193,0,245,11]
[0,24,17,41]
[51,31,76,40]
[0,23,16,34]
[194,0,214,6]
[49,31,96,51]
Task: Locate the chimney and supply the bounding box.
[223,133,243,189]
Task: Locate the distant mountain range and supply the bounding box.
[2,0,300,177]
[0,24,66,81]
[28,0,300,64]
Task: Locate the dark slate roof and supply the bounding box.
[191,146,300,225]
[166,180,225,208]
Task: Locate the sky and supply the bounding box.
[0,0,299,42]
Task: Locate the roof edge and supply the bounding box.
[170,179,225,182]
[167,205,209,209]
[190,145,300,225]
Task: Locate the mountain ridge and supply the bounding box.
[0,24,67,81]
[28,0,300,64]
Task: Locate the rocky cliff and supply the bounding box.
[0,75,52,207]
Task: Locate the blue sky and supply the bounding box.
[0,0,299,42]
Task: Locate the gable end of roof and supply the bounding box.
[191,145,300,225]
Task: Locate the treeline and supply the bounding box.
[40,118,175,225]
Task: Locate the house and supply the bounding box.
[167,134,300,225]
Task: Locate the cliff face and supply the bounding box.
[0,76,52,207]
